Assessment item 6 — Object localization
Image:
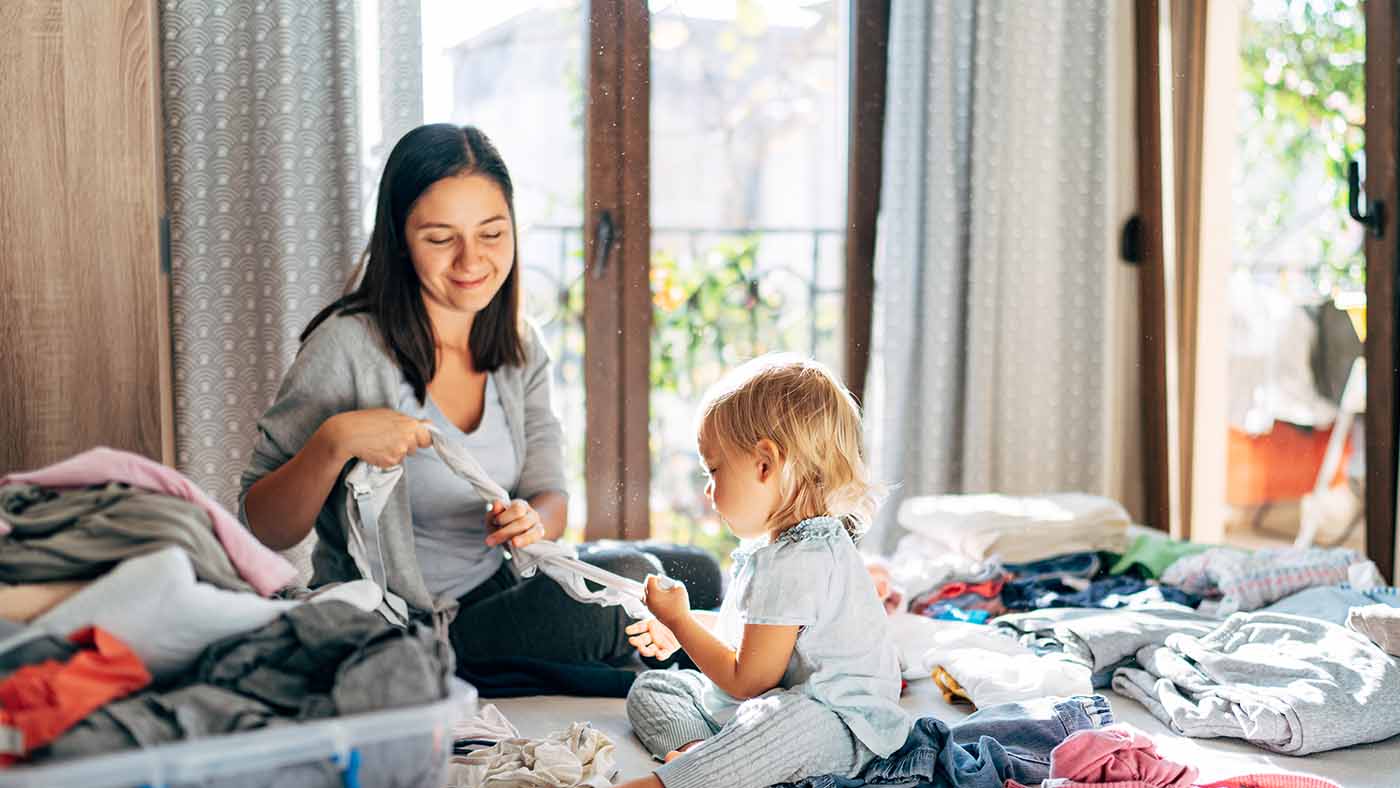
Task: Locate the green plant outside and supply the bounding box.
[1238,0,1365,290]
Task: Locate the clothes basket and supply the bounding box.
[0,679,477,788]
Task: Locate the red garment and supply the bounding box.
[929,577,1006,603]
[0,627,150,764]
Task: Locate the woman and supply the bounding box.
[240,124,646,669]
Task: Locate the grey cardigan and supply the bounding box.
[238,312,567,614]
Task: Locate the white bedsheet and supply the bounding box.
[492,677,1400,786]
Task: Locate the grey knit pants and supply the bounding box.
[625,669,872,788]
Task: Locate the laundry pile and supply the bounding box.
[0,448,454,779]
[855,491,1400,782]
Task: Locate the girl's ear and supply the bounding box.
[753,438,782,482]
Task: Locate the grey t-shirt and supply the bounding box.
[402,376,520,600]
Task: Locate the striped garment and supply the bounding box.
[1160,547,1365,613]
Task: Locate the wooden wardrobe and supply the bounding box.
[0,0,173,473]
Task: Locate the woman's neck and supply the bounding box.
[424,297,475,354]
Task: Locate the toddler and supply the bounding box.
[617,354,911,788]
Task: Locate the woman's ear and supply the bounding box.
[753,438,782,482]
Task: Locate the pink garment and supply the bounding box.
[1,448,295,596]
[1007,773,1342,788]
[1049,725,1197,788]
[1196,777,1341,788]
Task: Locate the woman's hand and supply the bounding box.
[321,409,432,468]
[625,617,681,660]
[643,574,691,628]
[485,498,547,549]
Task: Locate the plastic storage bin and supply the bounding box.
[0,679,477,788]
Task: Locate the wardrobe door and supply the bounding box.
[0,0,173,472]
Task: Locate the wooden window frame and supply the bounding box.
[1364,0,1397,581]
[583,1,888,539]
[1135,0,1176,535]
[845,0,890,405]
[584,0,652,541]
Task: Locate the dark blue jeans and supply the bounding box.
[1002,574,1200,611]
[782,694,1114,788]
[1002,552,1102,584]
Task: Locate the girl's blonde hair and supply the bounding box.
[698,353,881,540]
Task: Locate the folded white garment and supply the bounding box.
[34,546,297,680]
[887,612,980,679]
[888,535,1000,597]
[447,722,618,788]
[897,493,1130,561]
[919,621,1093,708]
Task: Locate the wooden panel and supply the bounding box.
[1364,0,1398,582]
[1171,0,1207,538]
[618,2,651,540]
[0,0,171,473]
[844,0,890,406]
[1134,0,1174,532]
[584,0,625,539]
[584,0,651,540]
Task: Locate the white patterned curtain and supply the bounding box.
[866,0,1122,554]
[161,0,362,511]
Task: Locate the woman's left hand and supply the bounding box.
[485,498,547,549]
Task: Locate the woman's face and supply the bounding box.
[404,173,515,318]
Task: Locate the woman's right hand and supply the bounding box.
[320,409,432,468]
[626,617,681,660]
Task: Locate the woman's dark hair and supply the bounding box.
[302,124,525,402]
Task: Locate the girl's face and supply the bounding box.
[698,432,779,541]
[405,173,514,318]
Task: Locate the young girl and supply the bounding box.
[619,354,911,788]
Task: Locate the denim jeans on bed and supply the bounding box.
[1002,553,1103,584]
[781,695,1114,788]
[1002,575,1200,612]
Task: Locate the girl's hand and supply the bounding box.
[625,617,681,660]
[643,574,690,628]
[322,409,432,469]
[485,499,547,549]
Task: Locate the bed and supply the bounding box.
[492,676,1400,787]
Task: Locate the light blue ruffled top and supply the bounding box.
[702,515,912,757]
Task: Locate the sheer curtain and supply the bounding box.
[866,0,1136,554]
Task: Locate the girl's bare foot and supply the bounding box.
[662,740,703,763]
